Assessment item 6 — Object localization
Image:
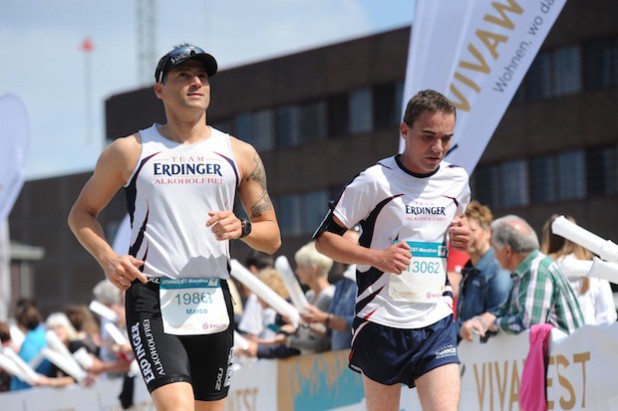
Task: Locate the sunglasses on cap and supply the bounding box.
[154,45,218,83]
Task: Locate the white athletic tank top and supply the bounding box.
[124,124,240,280]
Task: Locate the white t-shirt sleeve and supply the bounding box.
[456,171,471,216]
[333,171,378,228]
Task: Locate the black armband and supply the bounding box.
[312,208,347,239]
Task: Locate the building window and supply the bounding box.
[583,37,618,91]
[349,87,373,134]
[586,145,616,196]
[501,160,529,208]
[373,82,398,129]
[211,119,233,134]
[394,80,404,124]
[526,52,553,101]
[275,105,300,148]
[299,101,327,143]
[557,150,585,200]
[554,46,582,96]
[327,93,348,138]
[276,195,302,237]
[302,191,329,235]
[233,113,252,143]
[252,109,274,152]
[529,155,557,204]
[472,164,501,211]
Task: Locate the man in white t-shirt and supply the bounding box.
[314,89,471,411]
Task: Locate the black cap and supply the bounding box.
[154,44,218,83]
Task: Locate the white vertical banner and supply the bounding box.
[400,0,567,174]
[0,222,9,321]
[0,94,30,320]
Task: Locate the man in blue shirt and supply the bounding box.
[457,201,512,341]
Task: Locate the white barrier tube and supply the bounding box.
[45,330,88,379]
[104,322,128,345]
[128,359,140,377]
[41,348,87,383]
[589,257,618,285]
[72,347,94,370]
[558,259,593,279]
[552,216,618,263]
[2,347,39,385]
[230,259,300,327]
[0,351,33,382]
[45,330,77,363]
[275,256,309,314]
[88,300,118,322]
[233,330,250,351]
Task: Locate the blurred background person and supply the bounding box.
[542,214,617,325]
[0,321,13,392]
[91,280,131,379]
[235,268,300,360]
[456,201,512,340]
[10,300,52,391]
[446,245,470,318]
[460,215,583,340]
[46,312,130,383]
[285,241,335,354]
[237,251,277,342]
[42,312,88,388]
[302,227,360,351]
[65,304,102,356]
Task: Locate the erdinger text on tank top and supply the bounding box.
[333,155,470,329]
[124,125,239,280]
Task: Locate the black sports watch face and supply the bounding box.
[240,218,252,238]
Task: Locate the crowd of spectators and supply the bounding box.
[0,282,132,395]
[1,206,617,398]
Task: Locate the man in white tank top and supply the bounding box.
[314,90,471,411]
[69,44,281,411]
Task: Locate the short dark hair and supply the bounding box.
[403,89,456,127]
[244,250,274,271]
[16,305,42,331]
[0,321,10,343]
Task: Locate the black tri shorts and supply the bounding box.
[125,278,234,401]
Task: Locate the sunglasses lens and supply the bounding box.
[156,46,208,82]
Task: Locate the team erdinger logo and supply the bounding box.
[153,156,225,185]
[404,201,449,222]
[405,205,446,215]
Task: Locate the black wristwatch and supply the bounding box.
[239,218,252,238]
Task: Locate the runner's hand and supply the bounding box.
[372,242,412,274]
[207,210,242,240]
[449,215,472,250]
[105,254,146,291]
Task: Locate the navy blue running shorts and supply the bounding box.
[125,278,234,401]
[349,315,459,388]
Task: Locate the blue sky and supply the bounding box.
[0,0,414,180]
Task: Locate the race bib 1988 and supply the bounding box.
[159,278,229,335]
[388,241,447,304]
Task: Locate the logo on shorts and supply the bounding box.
[215,367,224,391]
[435,344,457,359]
